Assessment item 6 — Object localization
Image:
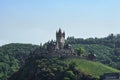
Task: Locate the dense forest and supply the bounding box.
[1,33,120,80]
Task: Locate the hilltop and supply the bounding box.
[1,29,120,80]
[5,40,120,80]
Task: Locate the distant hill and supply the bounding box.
[8,56,120,80]
[0,43,39,80]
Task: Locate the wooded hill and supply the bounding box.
[67,34,120,69]
[0,33,120,80]
[0,43,39,80]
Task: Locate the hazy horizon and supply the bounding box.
[0,0,120,46]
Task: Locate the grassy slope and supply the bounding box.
[64,59,120,78]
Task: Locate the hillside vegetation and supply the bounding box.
[8,57,120,80]
[0,43,39,80]
[64,59,120,78]
[1,33,120,80]
[67,34,120,69]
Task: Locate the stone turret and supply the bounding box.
[56,28,65,49]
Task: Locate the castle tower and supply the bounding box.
[56,28,65,49]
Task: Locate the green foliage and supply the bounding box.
[66,34,120,69]
[64,70,75,80]
[0,43,39,80]
[63,77,70,80]
[8,56,120,80]
[64,59,120,78]
[1,33,120,80]
[75,47,85,56]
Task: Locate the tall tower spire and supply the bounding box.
[56,28,65,49]
[58,28,61,33]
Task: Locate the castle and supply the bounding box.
[33,28,76,58]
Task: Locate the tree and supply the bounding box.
[64,70,75,80]
[75,47,85,57]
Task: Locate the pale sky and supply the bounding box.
[0,0,120,46]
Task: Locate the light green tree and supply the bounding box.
[75,47,85,57]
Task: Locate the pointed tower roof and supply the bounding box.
[58,28,62,33]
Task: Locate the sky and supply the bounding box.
[0,0,120,46]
